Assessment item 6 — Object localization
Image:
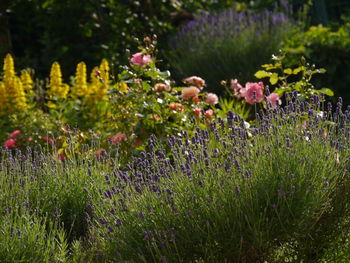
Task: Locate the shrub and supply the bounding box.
[165,5,296,95]
[282,21,350,105]
[88,94,350,262]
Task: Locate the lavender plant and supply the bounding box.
[1,93,350,262]
[87,94,350,262]
[166,4,296,95]
[0,145,117,260]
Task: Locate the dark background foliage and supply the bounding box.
[0,0,350,96]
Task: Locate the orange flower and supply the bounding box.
[109,132,127,145]
[181,86,200,100]
[205,109,214,118]
[183,76,205,89]
[193,107,202,116]
[169,103,184,112]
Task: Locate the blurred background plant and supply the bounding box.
[165,4,296,96]
[282,20,350,105]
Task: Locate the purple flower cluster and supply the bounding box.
[168,4,292,51]
[92,93,350,262]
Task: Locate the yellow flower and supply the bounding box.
[7,77,27,111]
[3,54,15,85]
[99,59,109,84]
[0,82,7,114]
[119,81,129,93]
[90,66,100,86]
[85,63,109,104]
[49,62,69,99]
[20,70,33,95]
[73,62,88,97]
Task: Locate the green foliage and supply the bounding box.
[254,51,332,99]
[282,21,350,103]
[0,213,69,262]
[165,6,296,96]
[5,0,238,79]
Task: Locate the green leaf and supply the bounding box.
[269,73,279,85]
[283,68,293,74]
[317,68,326,74]
[254,70,271,79]
[142,82,152,92]
[293,66,305,74]
[318,88,334,96]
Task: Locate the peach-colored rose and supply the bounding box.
[169,103,184,112]
[183,76,205,89]
[205,93,219,106]
[109,132,127,145]
[181,86,200,100]
[154,83,168,92]
[169,103,177,110]
[204,109,214,118]
[130,52,152,66]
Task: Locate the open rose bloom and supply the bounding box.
[205,93,219,106]
[4,138,16,148]
[130,52,152,66]
[181,86,200,100]
[183,76,205,89]
[241,82,264,104]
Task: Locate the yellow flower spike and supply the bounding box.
[50,62,62,87]
[0,82,7,114]
[99,59,110,83]
[90,66,100,86]
[20,70,33,91]
[49,62,69,99]
[3,54,15,85]
[7,77,27,111]
[73,62,88,97]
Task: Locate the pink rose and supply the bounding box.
[181,86,200,100]
[4,138,16,148]
[9,130,21,138]
[193,108,202,116]
[130,52,152,66]
[230,79,243,91]
[242,82,264,104]
[205,93,219,106]
[204,109,214,118]
[183,76,205,89]
[267,93,281,109]
[230,79,244,98]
